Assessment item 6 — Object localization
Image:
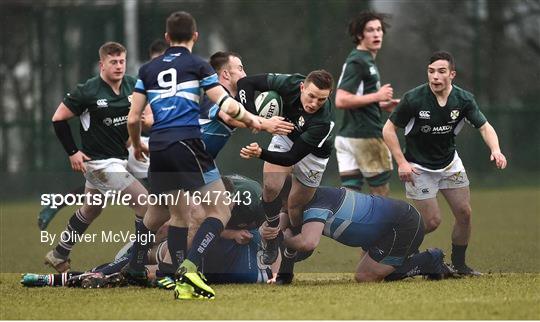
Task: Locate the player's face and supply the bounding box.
[359,19,383,52]
[100,53,126,83]
[427,59,455,94]
[226,56,246,92]
[300,82,330,114]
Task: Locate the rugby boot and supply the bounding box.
[38,205,60,230]
[81,272,127,288]
[120,266,149,286]
[156,276,176,290]
[424,248,460,280]
[44,250,71,273]
[453,264,483,276]
[175,260,215,299]
[262,231,283,265]
[174,281,204,300]
[275,273,294,285]
[20,273,50,287]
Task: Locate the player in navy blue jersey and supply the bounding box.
[125,11,260,300]
[262,186,457,284]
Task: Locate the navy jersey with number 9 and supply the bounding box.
[134,46,220,151]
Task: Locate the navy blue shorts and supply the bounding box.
[368,203,425,267]
[148,138,220,194]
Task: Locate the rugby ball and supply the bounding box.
[255,91,283,119]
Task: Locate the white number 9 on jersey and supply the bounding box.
[157,68,177,98]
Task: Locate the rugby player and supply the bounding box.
[125,11,261,300]
[23,175,274,288]
[45,42,152,273]
[238,70,335,266]
[382,51,507,275]
[262,186,457,283]
[334,10,398,196]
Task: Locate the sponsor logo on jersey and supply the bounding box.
[450,110,459,120]
[419,110,430,119]
[421,125,431,133]
[96,99,108,108]
[432,125,452,134]
[421,188,429,194]
[103,115,128,127]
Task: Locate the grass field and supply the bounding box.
[1,187,539,319]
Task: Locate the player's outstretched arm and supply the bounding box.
[382,120,419,184]
[52,103,91,173]
[127,92,149,161]
[478,122,507,169]
[206,85,262,131]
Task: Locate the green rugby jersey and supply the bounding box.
[63,75,136,160]
[225,174,264,229]
[336,49,382,138]
[389,84,487,169]
[267,73,334,158]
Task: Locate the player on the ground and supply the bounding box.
[44,42,151,273]
[238,70,335,266]
[382,51,507,275]
[199,51,293,158]
[23,175,273,288]
[125,11,261,300]
[262,186,457,284]
[334,11,398,196]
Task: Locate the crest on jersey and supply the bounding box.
[298,116,305,128]
[450,110,459,120]
[128,95,133,103]
[369,66,377,75]
[421,125,431,133]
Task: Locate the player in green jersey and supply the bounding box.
[383,51,507,275]
[46,42,152,273]
[238,70,334,265]
[334,11,399,196]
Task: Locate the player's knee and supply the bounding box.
[454,206,472,226]
[263,183,281,202]
[424,216,442,233]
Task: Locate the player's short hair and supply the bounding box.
[209,51,241,73]
[98,42,126,59]
[348,10,391,44]
[148,39,169,58]
[166,11,197,43]
[429,51,456,71]
[305,70,334,91]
